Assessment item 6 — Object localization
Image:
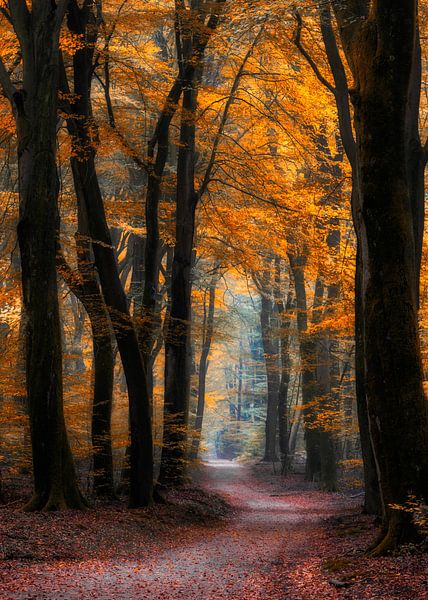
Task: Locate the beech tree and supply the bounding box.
[331,0,428,553]
[0,3,426,567]
[158,0,226,487]
[0,0,85,510]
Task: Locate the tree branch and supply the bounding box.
[292,8,335,95]
[0,57,16,103]
[8,0,30,48]
[198,17,267,199]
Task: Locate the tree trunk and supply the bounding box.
[301,2,382,512]
[11,1,85,510]
[354,245,381,515]
[190,278,216,460]
[260,293,279,462]
[158,79,197,487]
[289,254,321,481]
[333,0,428,553]
[76,204,115,500]
[274,260,294,475]
[65,1,153,506]
[155,0,224,487]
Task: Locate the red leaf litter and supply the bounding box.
[0,461,427,599]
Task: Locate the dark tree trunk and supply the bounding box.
[58,212,115,501]
[405,27,426,303]
[152,1,224,487]
[139,88,179,373]
[260,293,280,462]
[354,244,381,515]
[90,312,115,499]
[190,278,216,460]
[4,2,86,511]
[64,1,153,506]
[333,0,428,553]
[295,2,382,513]
[158,79,197,487]
[288,253,321,481]
[316,320,337,492]
[76,205,115,499]
[318,225,341,492]
[276,290,293,476]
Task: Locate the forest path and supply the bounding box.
[2,460,354,600]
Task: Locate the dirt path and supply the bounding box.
[1,460,359,600]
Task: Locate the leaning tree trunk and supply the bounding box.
[10,1,85,510]
[64,0,153,506]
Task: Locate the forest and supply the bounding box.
[0,0,427,598]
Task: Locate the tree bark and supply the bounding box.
[158,77,198,487]
[158,0,225,486]
[58,235,115,500]
[333,0,428,553]
[260,292,280,462]
[190,277,216,460]
[276,289,293,475]
[5,0,85,511]
[288,253,321,481]
[295,3,383,512]
[64,0,153,506]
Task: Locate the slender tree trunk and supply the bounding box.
[260,293,279,462]
[76,203,115,499]
[289,254,321,481]
[317,225,341,492]
[65,1,153,506]
[159,79,198,487]
[274,260,294,475]
[316,326,337,491]
[297,2,382,513]
[190,278,216,460]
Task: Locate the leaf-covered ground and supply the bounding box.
[0,461,427,599]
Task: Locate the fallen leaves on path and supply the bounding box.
[0,461,427,599]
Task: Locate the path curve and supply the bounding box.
[2,460,351,600]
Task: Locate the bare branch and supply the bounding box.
[198,17,267,199]
[292,8,335,95]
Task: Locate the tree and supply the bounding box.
[190,271,217,459]
[253,262,280,463]
[158,0,225,487]
[0,0,85,510]
[332,0,428,553]
[292,2,381,513]
[63,0,154,507]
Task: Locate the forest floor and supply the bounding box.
[0,460,427,599]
